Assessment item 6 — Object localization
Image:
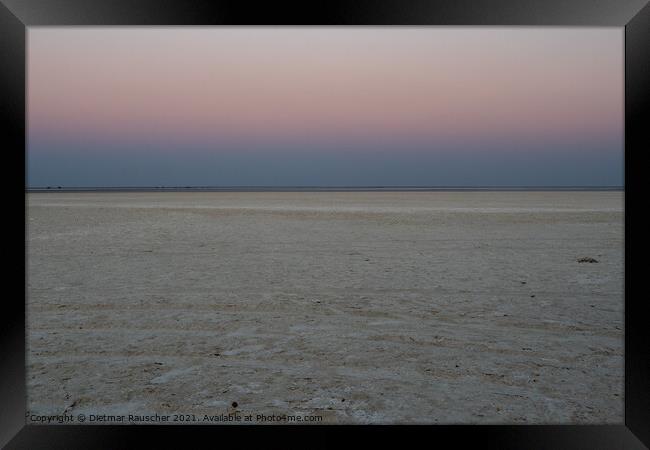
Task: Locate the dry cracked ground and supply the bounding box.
[26,191,623,424]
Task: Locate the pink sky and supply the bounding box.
[27,28,623,187]
[29,28,622,146]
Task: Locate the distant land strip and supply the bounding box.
[26,186,624,193]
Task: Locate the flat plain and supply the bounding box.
[26,191,624,424]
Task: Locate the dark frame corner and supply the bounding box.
[2,0,648,448]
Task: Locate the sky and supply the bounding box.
[27,28,623,187]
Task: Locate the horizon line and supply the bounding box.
[25,185,624,192]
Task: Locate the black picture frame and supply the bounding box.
[2,0,648,447]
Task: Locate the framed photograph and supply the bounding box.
[2,0,648,447]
